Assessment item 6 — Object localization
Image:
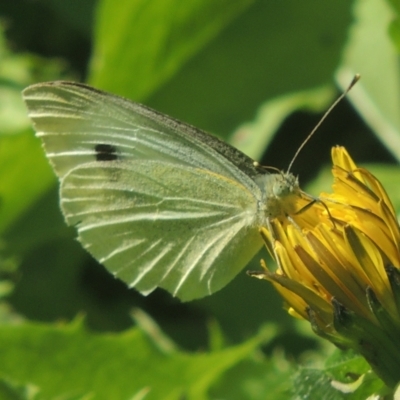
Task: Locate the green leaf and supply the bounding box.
[0,319,275,400]
[293,349,387,400]
[210,356,293,400]
[0,23,73,233]
[229,84,335,159]
[0,131,55,234]
[388,17,400,52]
[90,0,352,138]
[89,0,255,100]
[0,86,30,135]
[387,0,400,13]
[0,21,70,136]
[336,0,400,161]
[0,377,39,400]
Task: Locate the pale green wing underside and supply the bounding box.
[62,161,263,300]
[22,82,261,190]
[22,81,264,300]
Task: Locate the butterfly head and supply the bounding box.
[256,172,302,222]
[271,172,299,198]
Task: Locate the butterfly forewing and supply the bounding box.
[23,81,264,300]
[22,82,260,194]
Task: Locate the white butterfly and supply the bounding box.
[22,82,301,301]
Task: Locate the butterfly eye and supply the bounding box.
[95,143,118,161]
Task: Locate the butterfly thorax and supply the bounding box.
[255,172,301,222]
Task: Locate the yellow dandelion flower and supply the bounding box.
[250,146,400,387]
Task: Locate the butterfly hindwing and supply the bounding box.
[62,160,263,300]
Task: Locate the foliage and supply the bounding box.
[0,0,399,398]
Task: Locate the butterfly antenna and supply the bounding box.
[287,74,360,173]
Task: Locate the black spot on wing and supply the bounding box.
[95,144,118,161]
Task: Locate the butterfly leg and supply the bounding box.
[295,192,336,228]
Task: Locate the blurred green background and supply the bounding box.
[0,0,399,398]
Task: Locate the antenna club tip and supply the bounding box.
[349,73,361,89]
